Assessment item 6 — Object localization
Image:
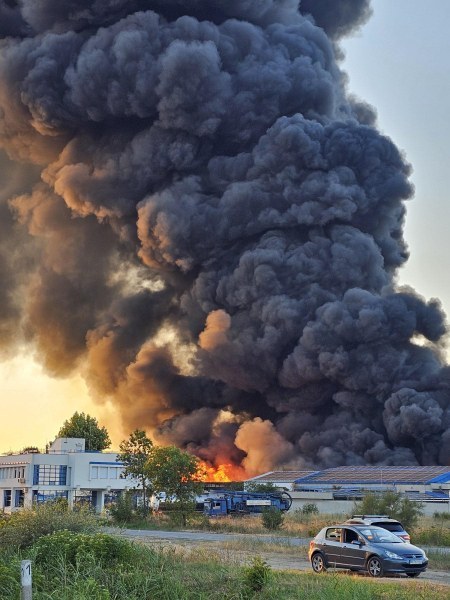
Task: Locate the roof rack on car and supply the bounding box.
[351,515,390,519]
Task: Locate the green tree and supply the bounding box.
[354,490,424,530]
[245,482,279,494]
[57,412,111,451]
[145,446,203,525]
[117,430,154,513]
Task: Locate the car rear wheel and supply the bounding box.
[406,572,420,578]
[311,553,327,573]
[367,556,383,578]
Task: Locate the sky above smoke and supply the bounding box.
[1,0,449,473]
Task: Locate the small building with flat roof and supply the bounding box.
[0,438,135,513]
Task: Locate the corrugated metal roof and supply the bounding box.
[294,466,450,485]
[246,470,315,483]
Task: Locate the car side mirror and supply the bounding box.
[351,540,363,546]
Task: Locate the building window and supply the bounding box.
[90,466,98,480]
[4,490,11,507]
[15,490,24,508]
[33,465,67,486]
[99,467,108,479]
[33,491,68,505]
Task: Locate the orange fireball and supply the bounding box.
[196,461,246,482]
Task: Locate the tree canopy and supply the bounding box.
[56,412,111,451]
[117,430,154,511]
[354,490,424,530]
[145,446,203,504]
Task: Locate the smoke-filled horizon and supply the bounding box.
[1,0,449,474]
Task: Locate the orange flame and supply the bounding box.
[197,461,247,482]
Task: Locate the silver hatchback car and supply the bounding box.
[309,524,428,578]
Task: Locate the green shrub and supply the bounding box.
[302,503,319,515]
[261,507,284,530]
[353,491,423,530]
[0,503,97,550]
[242,556,271,594]
[109,491,135,524]
[33,531,134,568]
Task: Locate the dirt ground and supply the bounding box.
[116,529,450,588]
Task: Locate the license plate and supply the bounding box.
[409,560,422,565]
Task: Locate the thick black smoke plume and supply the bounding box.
[1,0,449,473]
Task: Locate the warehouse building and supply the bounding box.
[0,438,133,513]
[246,466,450,515]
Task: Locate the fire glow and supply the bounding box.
[197,461,246,483]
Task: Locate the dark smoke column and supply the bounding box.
[0,0,449,473]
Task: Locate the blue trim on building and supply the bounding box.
[428,473,450,484]
[89,461,123,466]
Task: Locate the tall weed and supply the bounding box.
[0,502,97,550]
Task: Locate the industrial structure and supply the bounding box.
[246,466,450,515]
[0,438,133,513]
[202,489,292,516]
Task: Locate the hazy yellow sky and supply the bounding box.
[0,354,124,453]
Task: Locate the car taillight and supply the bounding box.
[309,540,314,549]
[401,535,410,542]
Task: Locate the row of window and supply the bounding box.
[33,491,68,504]
[1,463,123,487]
[0,466,26,480]
[3,489,24,508]
[90,466,122,480]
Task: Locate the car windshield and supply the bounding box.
[359,528,403,543]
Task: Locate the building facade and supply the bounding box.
[246,466,450,516]
[0,438,134,513]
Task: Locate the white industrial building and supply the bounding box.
[0,438,133,513]
[246,466,450,516]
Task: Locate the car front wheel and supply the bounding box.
[367,556,383,578]
[311,553,327,573]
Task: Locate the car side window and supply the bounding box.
[343,528,358,543]
[325,527,341,541]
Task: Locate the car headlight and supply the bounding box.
[384,550,402,560]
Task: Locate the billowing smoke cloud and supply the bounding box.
[1,0,449,473]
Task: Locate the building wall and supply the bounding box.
[0,440,137,513]
[288,495,450,517]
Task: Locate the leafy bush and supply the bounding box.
[353,491,423,530]
[0,503,97,550]
[245,482,278,494]
[33,530,134,568]
[109,491,135,524]
[261,507,284,530]
[242,556,271,594]
[301,503,319,515]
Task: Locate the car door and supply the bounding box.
[321,527,345,567]
[340,527,366,569]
